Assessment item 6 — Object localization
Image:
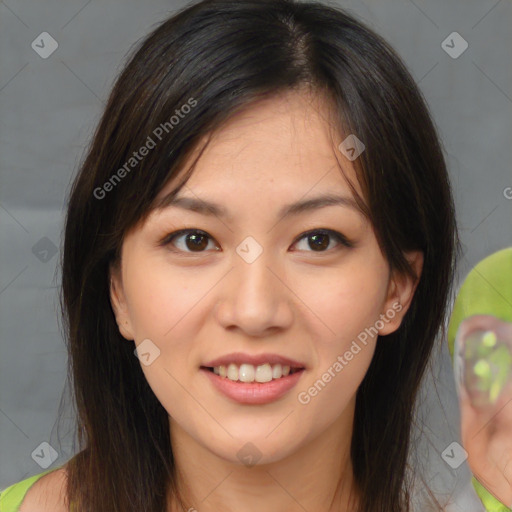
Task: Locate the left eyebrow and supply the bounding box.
[277,194,367,220]
[154,192,367,222]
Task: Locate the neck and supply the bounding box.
[167,397,359,512]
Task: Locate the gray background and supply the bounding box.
[1,0,511,509]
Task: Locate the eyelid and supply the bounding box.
[292,228,354,250]
[159,228,354,253]
[158,228,219,249]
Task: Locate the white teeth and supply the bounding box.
[272,364,282,379]
[255,363,272,383]
[227,363,238,381]
[239,363,255,383]
[210,362,300,382]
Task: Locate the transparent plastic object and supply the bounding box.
[454,315,512,409]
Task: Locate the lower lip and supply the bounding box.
[200,368,305,405]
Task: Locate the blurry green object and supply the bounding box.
[457,322,512,407]
[447,247,512,511]
[448,247,512,357]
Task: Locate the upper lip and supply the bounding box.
[202,352,306,369]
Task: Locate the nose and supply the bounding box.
[214,250,294,337]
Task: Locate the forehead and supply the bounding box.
[153,90,364,217]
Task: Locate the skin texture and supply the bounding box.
[19,468,67,512]
[19,91,422,512]
[108,90,423,512]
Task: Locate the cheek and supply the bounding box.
[293,249,389,344]
[292,301,378,446]
[295,296,380,428]
[122,259,207,418]
[297,340,376,423]
[123,258,209,341]
[121,254,230,388]
[293,251,388,411]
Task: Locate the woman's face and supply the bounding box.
[110,90,422,465]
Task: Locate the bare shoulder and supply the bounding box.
[19,466,69,512]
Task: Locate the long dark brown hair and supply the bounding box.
[59,0,460,510]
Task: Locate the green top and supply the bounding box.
[473,476,512,512]
[0,466,70,512]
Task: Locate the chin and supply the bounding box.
[208,434,301,467]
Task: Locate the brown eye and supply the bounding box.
[162,229,219,253]
[292,229,353,253]
[183,232,209,251]
[307,233,330,251]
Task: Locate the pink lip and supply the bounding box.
[202,352,306,369]
[200,367,305,405]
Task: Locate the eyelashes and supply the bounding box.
[159,228,354,255]
[292,229,354,252]
[161,229,219,253]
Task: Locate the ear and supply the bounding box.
[109,263,135,341]
[378,250,424,336]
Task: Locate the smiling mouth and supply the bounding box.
[200,364,304,383]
